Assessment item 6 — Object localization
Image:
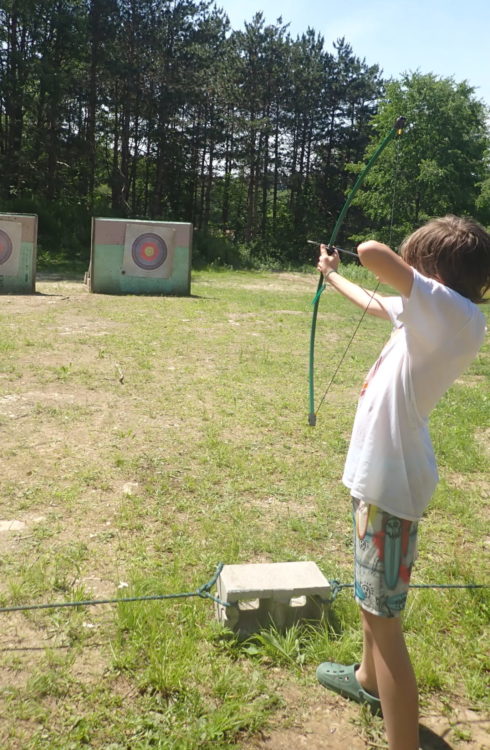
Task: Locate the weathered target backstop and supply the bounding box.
[0,213,38,294]
[88,218,192,295]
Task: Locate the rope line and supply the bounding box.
[0,563,231,614]
[0,565,487,614]
[328,580,489,601]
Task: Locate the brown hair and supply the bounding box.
[400,215,490,302]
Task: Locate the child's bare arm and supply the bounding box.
[357,240,414,297]
[317,245,390,320]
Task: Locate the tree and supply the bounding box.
[354,72,490,246]
[7,4,487,265]
[307,38,384,251]
[0,0,39,198]
[229,14,291,244]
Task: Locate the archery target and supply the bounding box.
[0,229,13,264]
[122,223,175,278]
[131,232,167,270]
[0,220,21,277]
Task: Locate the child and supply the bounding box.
[315,215,490,750]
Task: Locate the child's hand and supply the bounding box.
[317,244,339,276]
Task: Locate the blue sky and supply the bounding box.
[217,0,490,106]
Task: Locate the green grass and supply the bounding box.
[0,267,488,748]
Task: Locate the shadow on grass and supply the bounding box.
[419,724,454,749]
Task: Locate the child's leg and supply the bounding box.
[359,608,419,750]
[356,610,378,696]
[352,498,420,749]
[318,499,420,746]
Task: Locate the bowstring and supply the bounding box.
[314,134,402,417]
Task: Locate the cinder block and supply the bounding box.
[216,561,331,637]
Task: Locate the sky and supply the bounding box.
[216,0,490,107]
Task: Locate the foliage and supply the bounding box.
[1,7,489,265]
[351,73,490,247]
[0,2,384,261]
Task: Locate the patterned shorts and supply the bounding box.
[352,498,419,618]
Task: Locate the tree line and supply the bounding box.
[1,1,489,265]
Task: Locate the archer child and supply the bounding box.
[315,215,490,750]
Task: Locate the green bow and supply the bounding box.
[308,116,406,426]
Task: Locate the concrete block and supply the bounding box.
[215,561,331,637]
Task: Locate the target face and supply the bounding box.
[131,233,167,271]
[0,229,13,265]
[121,222,176,280]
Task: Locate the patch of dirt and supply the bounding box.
[241,680,490,749]
[199,271,320,294]
[243,681,367,749]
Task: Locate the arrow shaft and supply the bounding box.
[307,241,359,259]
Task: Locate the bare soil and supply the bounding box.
[243,681,490,749]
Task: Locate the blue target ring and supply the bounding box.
[0,229,13,265]
[131,233,167,271]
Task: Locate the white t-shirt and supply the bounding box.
[342,269,486,521]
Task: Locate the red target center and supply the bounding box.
[142,244,157,259]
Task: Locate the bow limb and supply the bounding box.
[308,116,406,426]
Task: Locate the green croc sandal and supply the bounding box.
[316,662,382,715]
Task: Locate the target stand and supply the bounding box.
[88,218,192,295]
[0,213,38,294]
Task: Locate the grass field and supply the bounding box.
[0,267,488,749]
